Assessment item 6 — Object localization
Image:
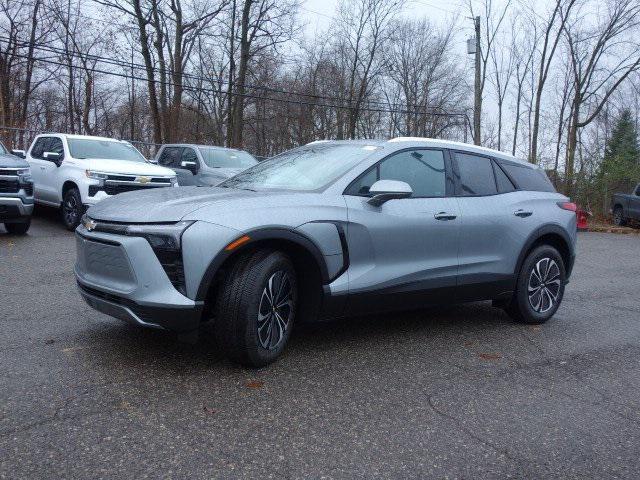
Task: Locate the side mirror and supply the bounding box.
[147,158,158,164]
[180,160,198,175]
[43,151,62,165]
[367,179,413,206]
[10,149,26,159]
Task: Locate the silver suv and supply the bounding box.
[75,138,577,367]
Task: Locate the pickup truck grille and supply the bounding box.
[103,184,166,196]
[0,179,19,193]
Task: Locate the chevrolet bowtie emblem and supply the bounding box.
[137,176,151,184]
[84,218,97,231]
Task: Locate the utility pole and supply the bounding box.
[473,16,481,146]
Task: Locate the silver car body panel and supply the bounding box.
[76,138,577,331]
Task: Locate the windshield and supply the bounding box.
[199,147,257,169]
[68,139,146,162]
[219,143,381,191]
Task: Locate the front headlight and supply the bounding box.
[16,168,31,176]
[85,170,108,180]
[125,221,194,251]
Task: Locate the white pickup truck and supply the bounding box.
[25,134,177,230]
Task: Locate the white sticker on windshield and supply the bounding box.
[362,146,377,151]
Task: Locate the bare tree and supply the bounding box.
[562,0,640,195]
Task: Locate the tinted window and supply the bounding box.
[493,161,515,193]
[456,153,497,196]
[0,142,7,154]
[158,147,184,168]
[48,138,64,159]
[346,149,446,197]
[182,148,198,163]
[500,162,555,192]
[30,138,49,159]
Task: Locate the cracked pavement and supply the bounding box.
[1,207,640,479]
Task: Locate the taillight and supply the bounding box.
[557,201,577,212]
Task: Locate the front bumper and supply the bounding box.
[0,197,34,221]
[74,225,204,332]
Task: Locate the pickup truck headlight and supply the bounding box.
[16,168,31,176]
[85,170,108,181]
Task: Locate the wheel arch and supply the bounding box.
[515,225,575,280]
[196,228,334,322]
[61,180,80,201]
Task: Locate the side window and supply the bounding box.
[455,153,497,196]
[30,137,49,159]
[182,148,199,164]
[48,137,64,160]
[348,168,378,195]
[493,161,516,193]
[499,162,556,192]
[634,185,640,196]
[158,147,183,168]
[346,149,446,197]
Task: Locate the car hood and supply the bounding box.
[0,153,29,168]
[75,158,176,176]
[85,185,342,230]
[87,186,261,223]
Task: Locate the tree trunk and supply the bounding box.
[230,0,252,148]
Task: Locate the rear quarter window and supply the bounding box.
[499,162,556,192]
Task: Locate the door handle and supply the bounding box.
[514,209,533,218]
[434,211,457,221]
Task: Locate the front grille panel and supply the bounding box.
[103,184,166,195]
[0,179,19,193]
[23,183,33,196]
[0,169,20,175]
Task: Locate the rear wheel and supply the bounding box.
[214,250,297,367]
[4,219,30,235]
[62,188,83,231]
[505,245,566,324]
[613,206,626,226]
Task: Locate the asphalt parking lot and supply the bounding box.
[1,208,640,479]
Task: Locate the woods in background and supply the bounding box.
[1,0,640,214]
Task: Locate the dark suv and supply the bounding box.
[0,142,33,234]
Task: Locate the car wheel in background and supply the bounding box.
[613,206,626,226]
[505,245,566,325]
[214,250,298,367]
[4,220,30,235]
[62,188,83,231]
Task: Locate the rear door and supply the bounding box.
[452,151,536,300]
[343,148,460,314]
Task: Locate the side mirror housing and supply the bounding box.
[43,151,62,165]
[367,179,413,206]
[180,160,198,175]
[10,149,26,159]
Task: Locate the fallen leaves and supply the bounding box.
[477,352,502,361]
[246,380,264,389]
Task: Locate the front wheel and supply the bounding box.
[4,220,30,235]
[62,188,83,231]
[214,250,298,367]
[505,245,566,324]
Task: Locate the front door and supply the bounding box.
[343,148,459,314]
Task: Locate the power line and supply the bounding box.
[2,35,469,119]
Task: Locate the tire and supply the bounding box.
[505,245,566,325]
[613,206,626,227]
[214,250,298,367]
[4,219,30,235]
[62,188,83,231]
